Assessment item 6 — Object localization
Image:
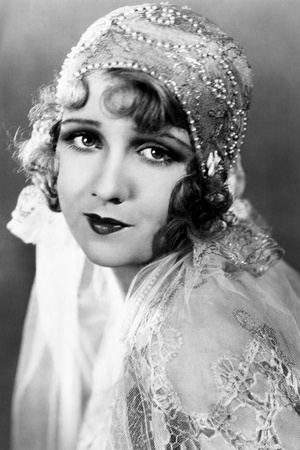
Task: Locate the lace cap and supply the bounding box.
[56,2,253,176]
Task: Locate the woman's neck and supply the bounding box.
[111,264,142,296]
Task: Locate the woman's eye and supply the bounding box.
[59,128,102,152]
[139,146,172,163]
[73,134,98,149]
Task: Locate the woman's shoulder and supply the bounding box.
[142,255,300,448]
[170,253,300,362]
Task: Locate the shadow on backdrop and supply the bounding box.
[1,0,299,448]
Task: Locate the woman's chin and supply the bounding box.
[83,246,151,268]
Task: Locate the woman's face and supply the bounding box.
[56,73,191,268]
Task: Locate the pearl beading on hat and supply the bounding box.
[72,59,207,156]
[57,3,252,176]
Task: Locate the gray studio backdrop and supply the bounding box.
[1,0,300,448]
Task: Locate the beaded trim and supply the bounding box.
[57,2,252,176]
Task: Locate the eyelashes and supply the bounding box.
[58,127,184,165]
[59,129,102,152]
[138,145,173,165]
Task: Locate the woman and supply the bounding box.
[8,3,300,449]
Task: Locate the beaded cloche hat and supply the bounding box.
[56,2,253,178]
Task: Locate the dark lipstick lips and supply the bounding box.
[84,213,132,235]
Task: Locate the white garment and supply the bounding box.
[8,186,300,449]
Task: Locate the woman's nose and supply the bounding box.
[90,151,129,204]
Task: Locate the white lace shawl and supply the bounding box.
[78,251,300,450]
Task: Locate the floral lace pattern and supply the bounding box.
[193,211,284,278]
[105,282,300,450]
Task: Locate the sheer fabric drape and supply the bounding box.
[79,249,300,449]
[8,186,124,450]
[8,186,300,449]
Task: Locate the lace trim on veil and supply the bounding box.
[193,202,284,277]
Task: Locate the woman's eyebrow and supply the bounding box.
[160,131,191,150]
[138,130,191,152]
[61,118,101,127]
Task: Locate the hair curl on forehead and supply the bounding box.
[61,69,190,133]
